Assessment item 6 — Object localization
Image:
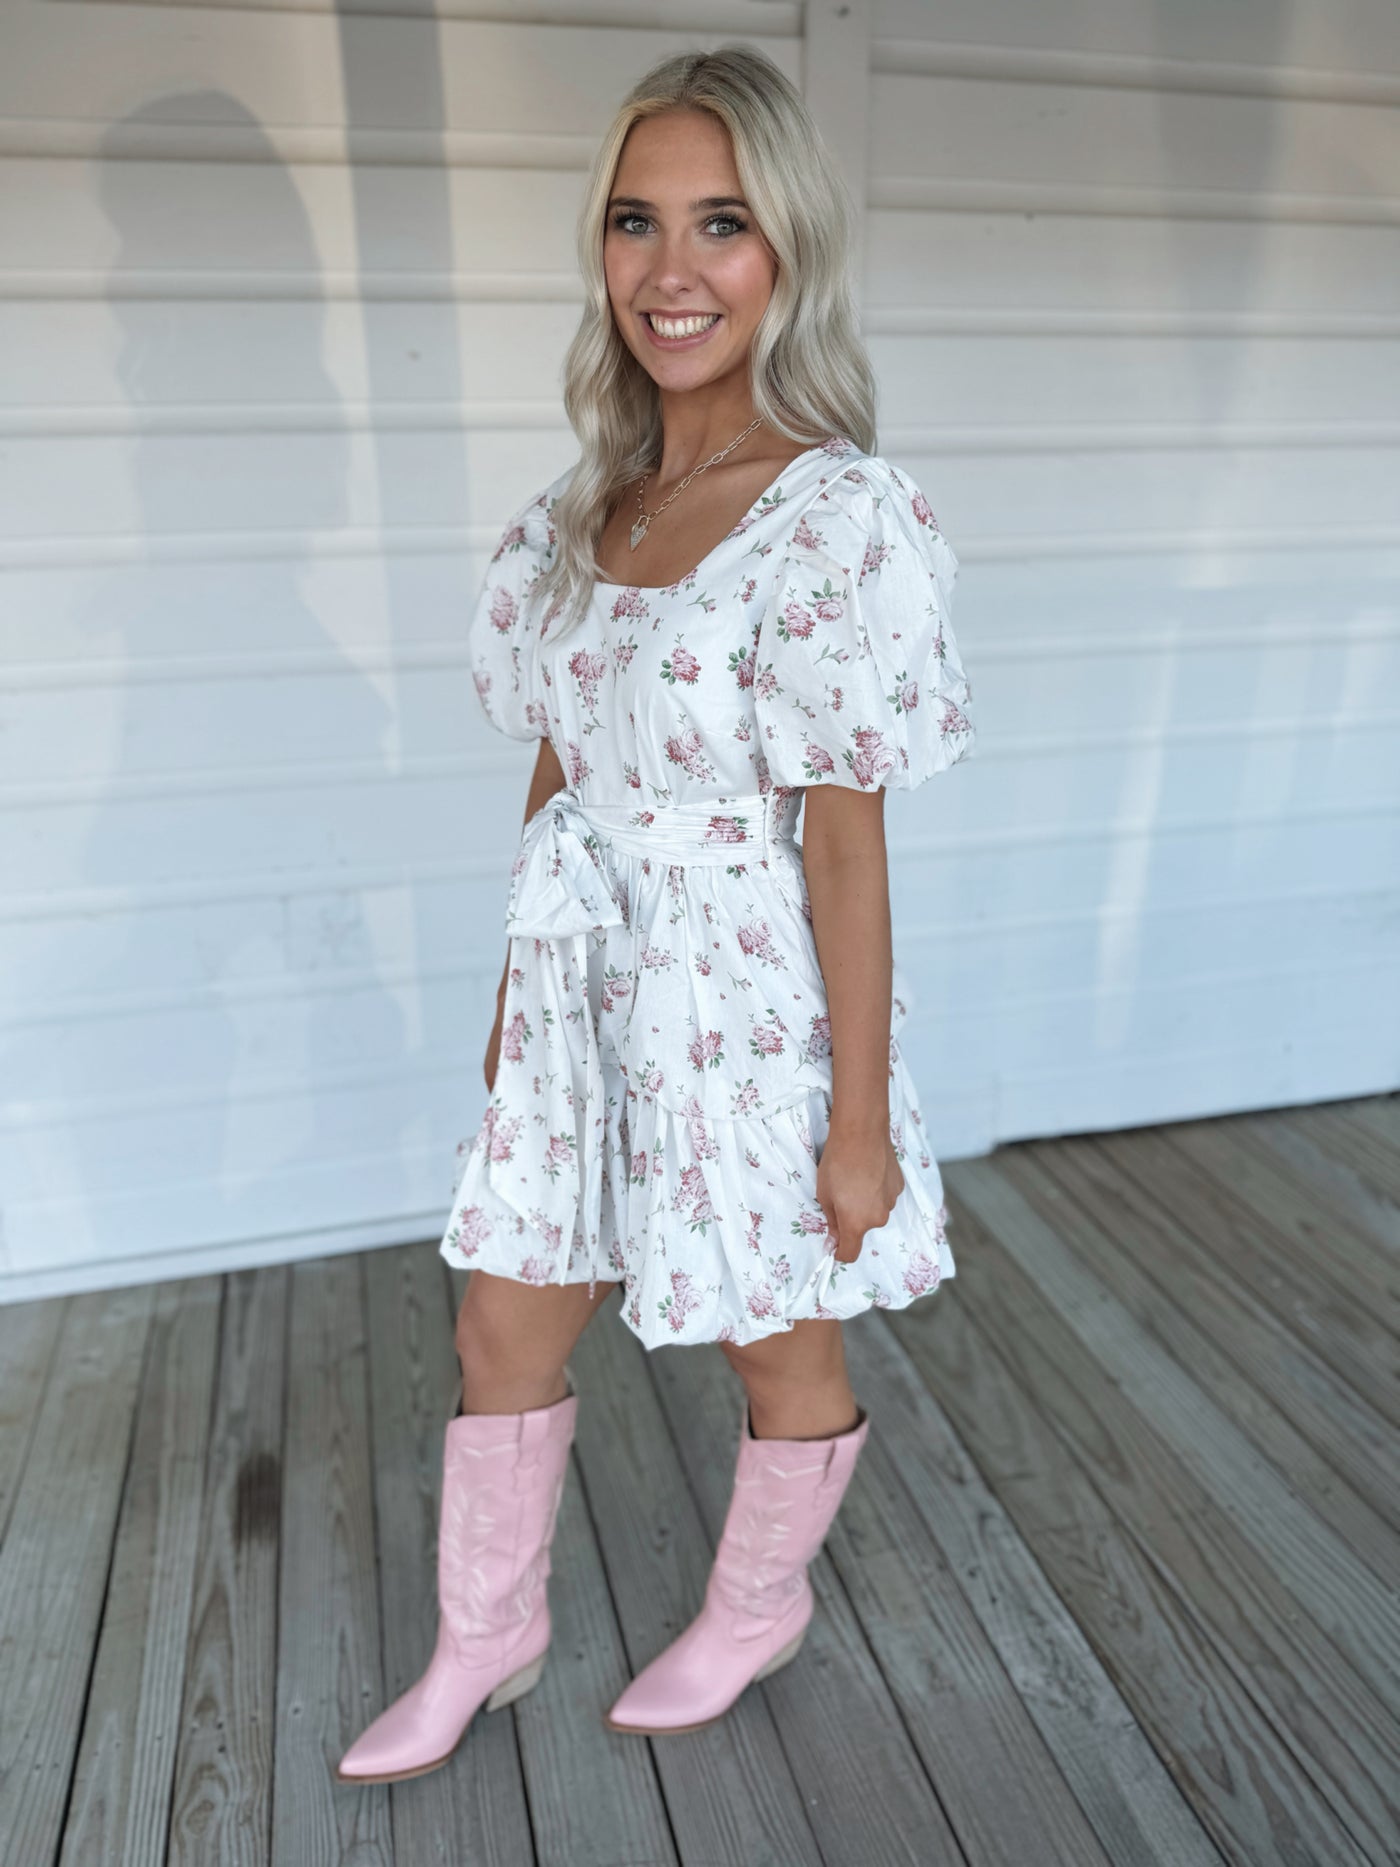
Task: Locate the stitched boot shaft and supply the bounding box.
[605,1400,870,1736]
[705,1403,867,1626]
[437,1399,573,1672]
[337,1376,578,1784]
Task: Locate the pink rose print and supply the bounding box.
[777,597,816,642]
[629,1148,649,1184]
[858,539,893,584]
[737,918,785,968]
[614,638,637,672]
[568,647,608,711]
[500,1009,530,1063]
[902,1251,941,1297]
[688,1029,725,1071]
[445,1204,490,1259]
[753,664,780,701]
[610,588,649,625]
[910,486,939,530]
[640,943,674,970]
[678,1094,720,1161]
[673,1164,714,1232]
[492,521,528,562]
[663,726,716,781]
[847,726,899,788]
[732,1080,763,1115]
[542,1132,576,1179]
[749,1018,785,1060]
[889,675,920,715]
[941,698,972,738]
[802,741,837,778]
[704,814,749,844]
[519,1255,554,1285]
[564,739,591,786]
[661,643,701,684]
[729,646,756,689]
[483,1105,523,1163]
[810,580,846,622]
[599,965,632,1012]
[790,514,825,553]
[661,1269,703,1332]
[806,1013,833,1061]
[745,1210,763,1252]
[793,1207,835,1239]
[746,1283,779,1321]
[488,585,519,634]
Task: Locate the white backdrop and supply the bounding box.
[2,0,1397,1299]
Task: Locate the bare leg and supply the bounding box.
[454,1269,620,1414]
[718,1317,861,1439]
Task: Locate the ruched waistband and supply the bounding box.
[559,788,800,863]
[504,788,801,941]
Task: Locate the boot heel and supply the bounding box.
[754,1626,805,1682]
[485,1649,547,1711]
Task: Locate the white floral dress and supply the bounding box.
[441,433,975,1350]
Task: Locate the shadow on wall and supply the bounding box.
[15,90,439,1280]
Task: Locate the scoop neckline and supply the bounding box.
[590,438,837,595]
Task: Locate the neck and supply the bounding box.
[652,393,766,482]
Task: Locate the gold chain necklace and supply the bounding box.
[629,414,766,551]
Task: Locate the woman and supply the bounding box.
[338,42,973,1783]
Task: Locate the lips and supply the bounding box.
[641,311,722,349]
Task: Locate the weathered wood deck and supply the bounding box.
[1,1097,1397,1866]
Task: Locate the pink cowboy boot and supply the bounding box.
[337,1371,579,1784]
[604,1396,870,1736]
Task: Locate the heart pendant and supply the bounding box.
[629,517,649,551]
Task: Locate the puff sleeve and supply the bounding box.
[753,459,974,790]
[467,486,553,742]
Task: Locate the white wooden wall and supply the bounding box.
[2,0,1397,1300]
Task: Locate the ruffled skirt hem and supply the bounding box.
[439,1060,956,1353]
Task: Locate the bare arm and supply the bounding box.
[485,737,568,1089]
[800,784,906,1262]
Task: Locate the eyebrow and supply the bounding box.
[607,194,749,213]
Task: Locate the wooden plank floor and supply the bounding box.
[2,1097,1397,1866]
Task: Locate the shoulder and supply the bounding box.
[490,463,576,564]
[796,451,943,543]
[776,449,953,589]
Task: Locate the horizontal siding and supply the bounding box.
[1,0,1397,1293]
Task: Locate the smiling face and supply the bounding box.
[603,108,778,396]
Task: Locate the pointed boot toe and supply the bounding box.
[605,1401,869,1737]
[336,1375,579,1785]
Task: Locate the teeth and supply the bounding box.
[648,313,719,338]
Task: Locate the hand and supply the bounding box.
[816,1120,906,1264]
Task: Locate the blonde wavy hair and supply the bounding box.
[533,42,878,642]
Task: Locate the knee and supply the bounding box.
[453,1278,516,1382]
[719,1322,846,1395]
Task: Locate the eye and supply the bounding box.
[611,212,650,236]
[705,214,747,238]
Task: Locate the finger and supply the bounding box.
[836,1222,866,1264]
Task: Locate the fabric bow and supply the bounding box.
[487,793,626,1284]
